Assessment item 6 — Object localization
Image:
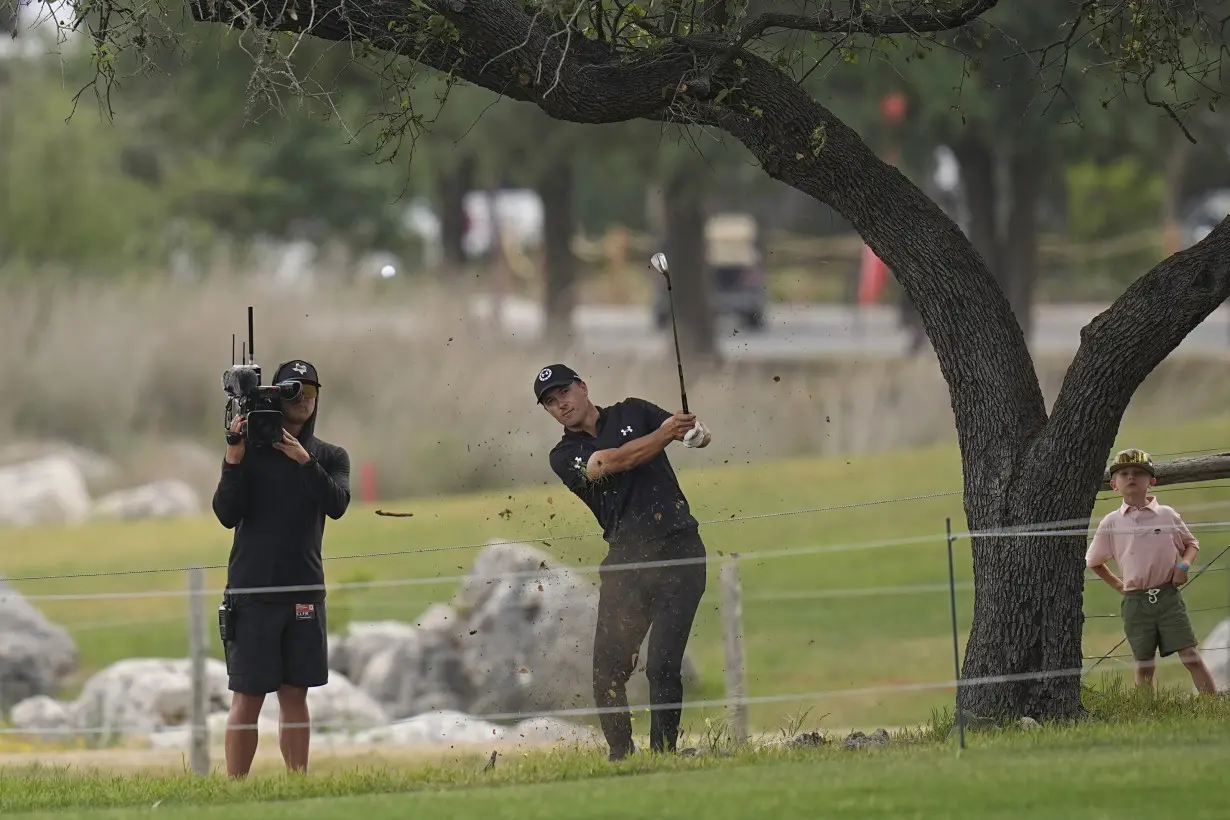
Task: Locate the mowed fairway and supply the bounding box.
[2,414,1229,733]
[2,716,1227,818]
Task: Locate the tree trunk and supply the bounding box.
[662,170,717,364]
[536,156,577,351]
[436,155,474,275]
[959,527,1088,720]
[699,56,1230,721]
[186,0,1230,721]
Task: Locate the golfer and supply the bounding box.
[535,363,712,761]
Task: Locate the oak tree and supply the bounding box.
[57,0,1230,719]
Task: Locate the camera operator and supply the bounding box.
[211,359,351,779]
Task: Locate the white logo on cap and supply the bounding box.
[292,362,307,375]
[538,368,552,382]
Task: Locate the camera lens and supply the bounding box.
[277,381,303,401]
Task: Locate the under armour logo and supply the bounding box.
[620,426,633,436]
[292,362,307,375]
[573,456,583,468]
[539,368,552,382]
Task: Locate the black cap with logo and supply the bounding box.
[274,359,321,387]
[534,363,581,403]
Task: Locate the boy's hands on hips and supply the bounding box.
[1090,563,1125,594]
[1173,565,1190,586]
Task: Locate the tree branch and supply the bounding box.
[732,0,1001,48]
[187,0,699,123]
[179,0,1046,516]
[183,0,1009,125]
[1029,0,1228,139]
[1044,217,1230,501]
[697,0,728,31]
[692,54,1047,516]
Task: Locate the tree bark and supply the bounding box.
[662,170,717,364]
[536,156,577,351]
[183,0,1230,721]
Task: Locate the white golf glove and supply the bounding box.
[683,421,707,448]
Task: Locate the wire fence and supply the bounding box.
[1,459,1228,772]
[0,649,1225,740]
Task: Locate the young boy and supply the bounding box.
[1086,448,1217,694]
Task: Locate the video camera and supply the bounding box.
[221,306,302,448]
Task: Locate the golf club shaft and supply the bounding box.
[664,276,689,414]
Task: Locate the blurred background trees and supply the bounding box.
[0,1,1227,357]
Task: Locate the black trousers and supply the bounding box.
[592,528,707,758]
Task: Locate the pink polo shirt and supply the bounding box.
[1085,497,1199,591]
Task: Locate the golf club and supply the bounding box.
[650,252,689,414]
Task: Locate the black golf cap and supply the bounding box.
[274,359,321,386]
[534,363,581,403]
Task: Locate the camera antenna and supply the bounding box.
[247,306,255,366]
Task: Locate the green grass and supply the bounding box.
[3,414,1230,735]
[3,685,1229,818]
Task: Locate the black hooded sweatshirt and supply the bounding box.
[211,361,351,605]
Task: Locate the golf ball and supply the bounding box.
[380,264,396,278]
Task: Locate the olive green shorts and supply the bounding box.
[1121,586,1197,662]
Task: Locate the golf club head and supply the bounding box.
[650,252,669,276]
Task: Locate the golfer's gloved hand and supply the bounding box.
[683,421,708,448]
[660,413,697,441]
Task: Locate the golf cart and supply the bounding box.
[652,212,768,332]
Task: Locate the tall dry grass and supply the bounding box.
[0,275,1225,502]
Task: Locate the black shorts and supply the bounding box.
[223,600,329,695]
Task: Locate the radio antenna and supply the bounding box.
[231,334,236,366]
[247,306,255,365]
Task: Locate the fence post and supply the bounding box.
[719,554,748,745]
[945,517,966,750]
[187,566,210,775]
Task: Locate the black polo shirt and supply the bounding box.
[549,397,699,552]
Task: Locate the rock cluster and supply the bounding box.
[0,441,202,527]
[331,541,698,723]
[3,540,699,752]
